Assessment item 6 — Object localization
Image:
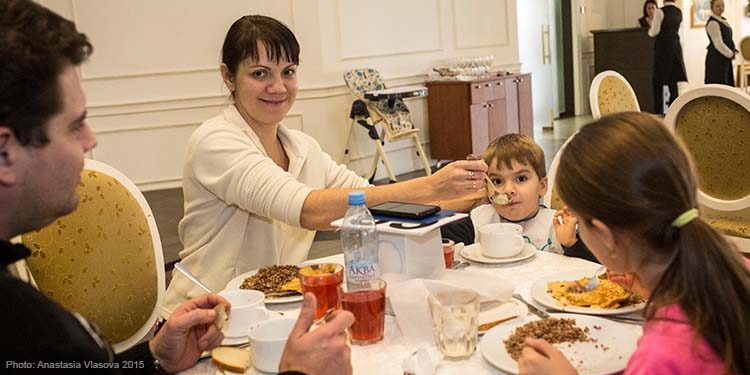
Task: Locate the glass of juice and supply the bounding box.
[337,279,387,345]
[442,238,455,269]
[298,263,344,319]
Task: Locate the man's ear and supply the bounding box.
[539,176,548,197]
[0,127,18,186]
[220,64,235,93]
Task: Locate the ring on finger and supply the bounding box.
[472,180,477,189]
[468,170,475,180]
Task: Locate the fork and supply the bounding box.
[582,265,606,291]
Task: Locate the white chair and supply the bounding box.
[543,130,579,211]
[664,85,750,253]
[738,36,750,92]
[21,159,165,352]
[589,70,640,120]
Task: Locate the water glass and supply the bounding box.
[427,290,480,360]
[338,279,387,345]
[442,238,455,269]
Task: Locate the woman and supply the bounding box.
[164,15,488,313]
[638,0,657,28]
[648,0,688,115]
[518,113,750,374]
[705,0,737,85]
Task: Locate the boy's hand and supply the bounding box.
[553,207,578,247]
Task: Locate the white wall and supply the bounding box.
[41,0,521,190]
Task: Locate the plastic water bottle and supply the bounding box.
[341,191,380,288]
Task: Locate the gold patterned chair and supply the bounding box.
[589,70,640,120]
[664,85,750,253]
[543,130,579,211]
[21,159,165,352]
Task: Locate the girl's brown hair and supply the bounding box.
[556,112,750,374]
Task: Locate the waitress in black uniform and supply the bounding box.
[649,0,688,115]
[705,0,736,85]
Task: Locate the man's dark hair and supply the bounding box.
[0,0,92,146]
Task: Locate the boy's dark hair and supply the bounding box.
[481,133,546,179]
[0,0,92,146]
[221,15,300,80]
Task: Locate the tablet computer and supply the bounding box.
[369,201,440,220]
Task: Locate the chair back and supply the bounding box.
[21,159,165,353]
[664,85,750,252]
[740,36,750,62]
[543,130,580,210]
[343,68,416,139]
[589,70,640,119]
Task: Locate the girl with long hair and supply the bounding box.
[518,112,750,374]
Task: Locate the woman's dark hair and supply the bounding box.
[221,15,300,79]
[0,0,92,146]
[643,0,658,17]
[556,112,750,374]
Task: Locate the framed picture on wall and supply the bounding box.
[691,0,712,28]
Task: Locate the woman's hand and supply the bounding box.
[518,337,578,375]
[149,293,229,373]
[428,160,488,200]
[606,271,650,299]
[553,207,578,247]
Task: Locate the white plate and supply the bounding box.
[461,243,537,264]
[481,313,639,374]
[478,298,528,334]
[530,269,646,315]
[225,269,303,304]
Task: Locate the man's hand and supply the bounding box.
[279,293,354,375]
[149,293,229,373]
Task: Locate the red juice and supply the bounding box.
[340,288,386,344]
[300,264,344,319]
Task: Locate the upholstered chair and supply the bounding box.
[589,70,640,120]
[21,159,165,352]
[664,85,750,253]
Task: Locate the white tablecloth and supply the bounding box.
[181,251,642,375]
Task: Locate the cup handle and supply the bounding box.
[256,306,270,321]
[521,235,531,244]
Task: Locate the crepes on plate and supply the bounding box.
[547,276,643,309]
[240,265,301,297]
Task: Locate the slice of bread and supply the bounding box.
[212,347,251,373]
[213,302,228,331]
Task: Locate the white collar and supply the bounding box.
[709,13,728,24]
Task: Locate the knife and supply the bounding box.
[513,293,551,320]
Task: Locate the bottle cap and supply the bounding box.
[348,191,366,205]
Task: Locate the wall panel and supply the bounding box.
[453,0,510,48]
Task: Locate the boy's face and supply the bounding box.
[487,158,547,221]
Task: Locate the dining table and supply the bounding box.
[180,250,643,375]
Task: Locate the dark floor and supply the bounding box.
[143,115,591,285]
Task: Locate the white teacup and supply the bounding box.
[248,317,297,373]
[479,223,525,258]
[218,289,268,338]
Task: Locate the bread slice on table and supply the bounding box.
[212,347,251,373]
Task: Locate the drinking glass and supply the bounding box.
[442,238,455,269]
[299,263,344,319]
[427,290,480,360]
[337,279,387,345]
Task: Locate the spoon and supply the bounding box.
[174,262,213,293]
[484,175,512,205]
[466,154,511,205]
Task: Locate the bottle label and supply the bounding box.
[345,251,379,284]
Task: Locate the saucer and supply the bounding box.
[461,243,536,264]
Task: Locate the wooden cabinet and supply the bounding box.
[426,73,533,160]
